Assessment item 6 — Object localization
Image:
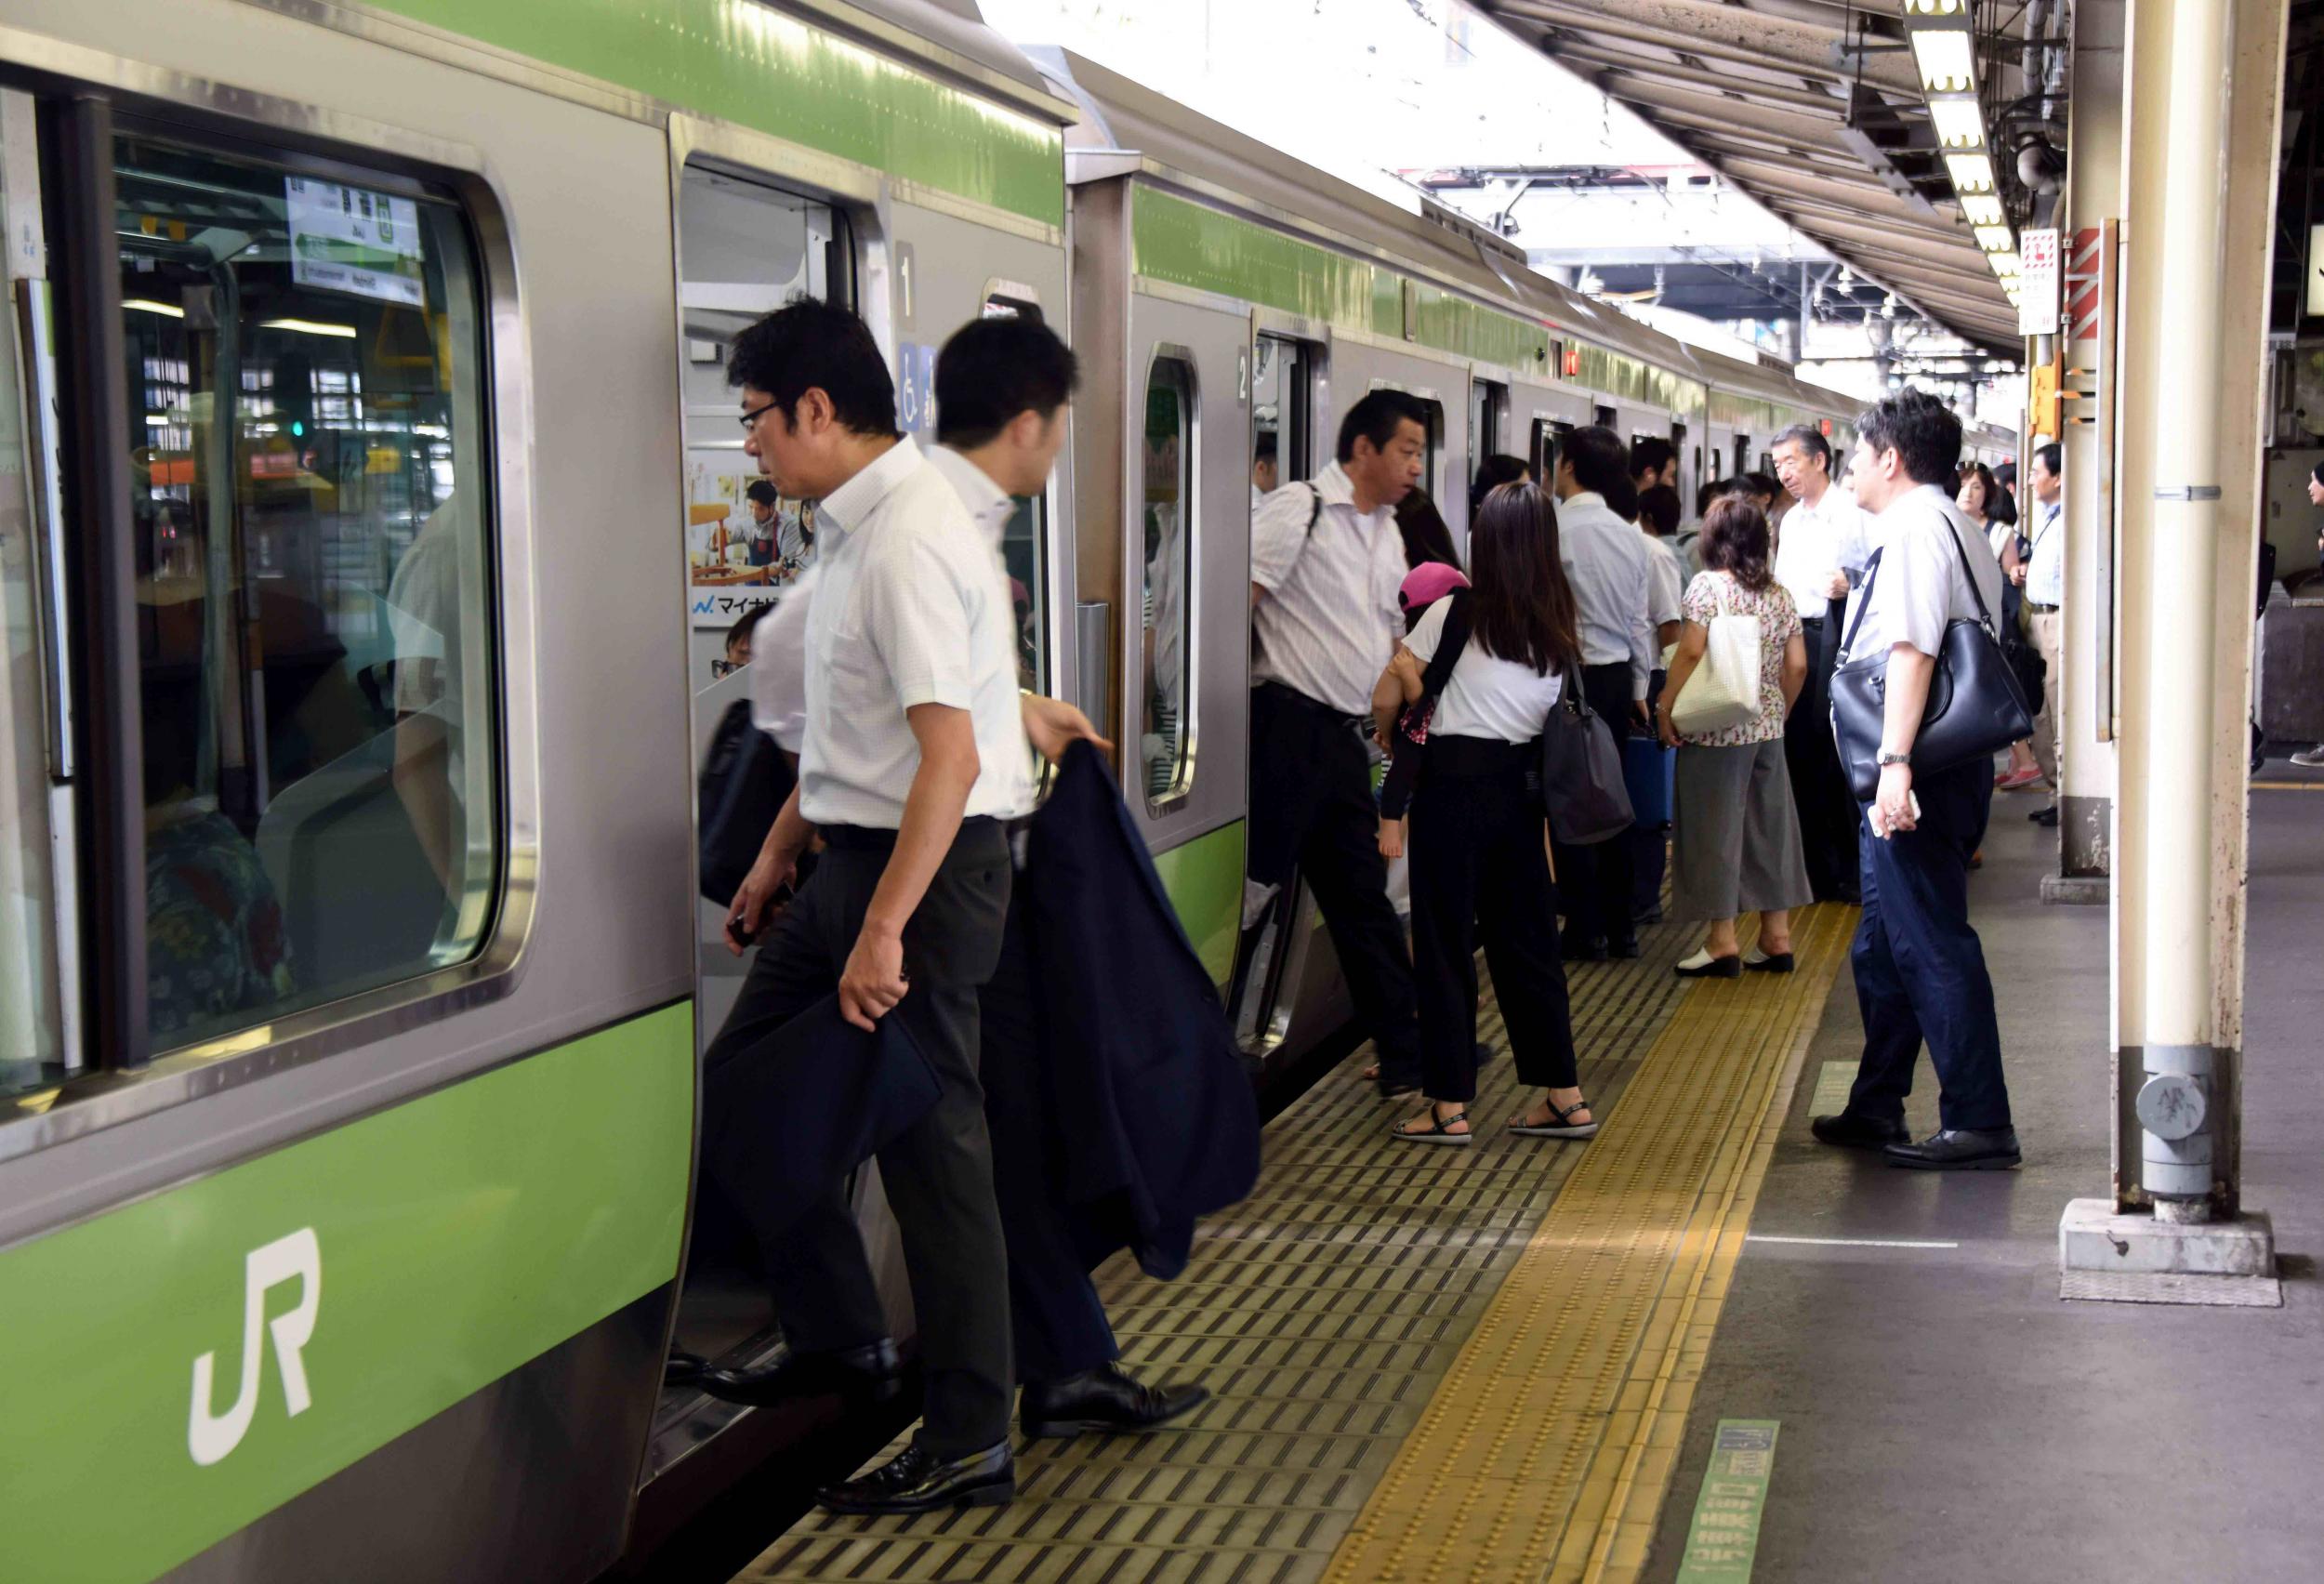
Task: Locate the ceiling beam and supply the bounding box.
[1486,0,1920,95]
[1548,47,1858,119]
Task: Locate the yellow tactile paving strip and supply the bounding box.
[737,901,1851,1584]
[1318,904,1852,1584]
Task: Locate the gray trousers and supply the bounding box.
[703,821,1015,1456]
[1671,737,1814,922]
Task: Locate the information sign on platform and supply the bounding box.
[2020,228,2060,337]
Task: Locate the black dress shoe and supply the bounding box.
[1883,1127,2021,1170]
[819,1437,1014,1515]
[2029,805,2059,826]
[664,1350,708,1388]
[1810,1112,1910,1149]
[698,1338,904,1406]
[1561,932,1609,963]
[1606,935,1642,960]
[1021,1363,1210,1439]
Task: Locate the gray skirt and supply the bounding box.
[1670,737,1815,921]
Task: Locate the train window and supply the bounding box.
[113,132,497,1049]
[1530,417,1573,483]
[1251,335,1311,498]
[1414,397,1446,508]
[1140,354,1195,810]
[1733,435,1750,476]
[1468,379,1507,505]
[1,244,64,1095]
[1594,405,1617,429]
[676,164,844,687]
[983,294,1050,693]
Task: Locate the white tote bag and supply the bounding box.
[1670,583,1762,736]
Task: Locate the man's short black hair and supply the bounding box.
[2035,442,2062,478]
[1337,389,1429,465]
[1604,473,1639,523]
[746,479,778,507]
[1745,470,1781,502]
[726,297,897,439]
[1562,425,1629,497]
[1855,388,1962,488]
[1638,483,1682,537]
[934,314,1080,449]
[1629,435,1674,482]
[1773,423,1831,472]
[1255,431,1278,464]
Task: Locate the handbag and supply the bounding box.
[1669,583,1762,736]
[698,697,794,904]
[1830,511,2034,801]
[1538,667,1634,845]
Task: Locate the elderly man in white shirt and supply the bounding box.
[2014,442,2066,825]
[1548,426,1655,959]
[699,300,1030,1516]
[1810,389,2018,1174]
[1247,389,1429,1094]
[1772,423,1873,904]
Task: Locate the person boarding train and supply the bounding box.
[1247,390,1431,1093]
[1770,423,1871,904]
[1811,389,2020,1171]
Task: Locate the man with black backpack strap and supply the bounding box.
[1246,389,1429,1094]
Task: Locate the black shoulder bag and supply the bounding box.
[1830,514,2033,802]
[1538,665,1634,845]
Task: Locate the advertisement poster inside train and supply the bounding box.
[685,460,812,629]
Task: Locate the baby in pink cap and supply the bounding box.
[1395,561,1469,631]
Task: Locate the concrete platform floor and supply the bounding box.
[1642,788,2324,1582]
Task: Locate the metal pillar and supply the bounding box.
[2060,0,2292,1306]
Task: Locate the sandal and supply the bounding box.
[1391,1107,1472,1146]
[1509,1098,1600,1139]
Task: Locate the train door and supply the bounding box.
[1466,376,1507,538]
[1531,416,1576,483]
[1252,331,1315,498]
[1670,418,1690,498]
[1734,432,1751,477]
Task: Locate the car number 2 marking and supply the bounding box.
[187,1229,323,1466]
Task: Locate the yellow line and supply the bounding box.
[1315,904,1854,1584]
[2251,780,2324,792]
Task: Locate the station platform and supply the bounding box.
[728,787,2319,1584]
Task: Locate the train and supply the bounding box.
[0,4,2016,1580]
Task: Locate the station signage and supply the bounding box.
[2020,228,2060,337]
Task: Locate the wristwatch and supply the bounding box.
[1876,750,1911,768]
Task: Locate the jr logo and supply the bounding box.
[187,1228,323,1467]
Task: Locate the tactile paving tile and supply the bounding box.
[733,909,1707,1584]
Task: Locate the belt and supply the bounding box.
[821,815,1001,852]
[2026,601,2059,614]
[1256,680,1368,733]
[1800,614,1827,630]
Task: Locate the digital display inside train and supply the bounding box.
[284,176,426,308]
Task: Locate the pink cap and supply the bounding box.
[1397,561,1470,613]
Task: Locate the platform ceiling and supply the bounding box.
[1476,0,2022,352]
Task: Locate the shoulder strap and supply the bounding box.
[1839,548,1882,655]
[1304,482,1324,538]
[1415,590,1472,705]
[1934,508,2002,634]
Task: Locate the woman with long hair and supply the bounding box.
[1658,496,1813,976]
[1962,463,2040,792]
[1393,485,1462,571]
[1372,482,1597,1145]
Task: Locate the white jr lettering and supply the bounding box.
[188,1228,322,1466]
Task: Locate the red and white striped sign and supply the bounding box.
[2064,227,2103,340]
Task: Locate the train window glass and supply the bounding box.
[112,133,496,1050]
[1733,435,1750,476]
[982,294,1049,693]
[1140,355,1195,810]
[1468,379,1506,506]
[1,231,63,1096]
[1530,417,1573,483]
[1594,404,1617,429]
[676,165,843,689]
[1251,335,1310,498]
[1414,397,1446,508]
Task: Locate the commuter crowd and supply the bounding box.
[690,294,2038,1520]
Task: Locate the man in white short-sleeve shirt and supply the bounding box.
[1771,423,1873,904]
[1814,389,2017,1174]
[1245,389,1428,1092]
[697,300,1025,1515]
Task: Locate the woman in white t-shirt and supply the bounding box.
[1370,482,1599,1148]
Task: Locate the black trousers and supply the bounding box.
[1631,667,1670,921]
[980,891,1118,1384]
[1247,682,1421,1076]
[1549,662,1640,946]
[1408,743,1578,1104]
[1785,606,1860,903]
[703,821,1015,1456]
[1844,759,2014,1133]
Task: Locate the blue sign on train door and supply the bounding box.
[898,341,940,440]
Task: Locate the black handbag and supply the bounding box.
[1538,667,1635,845]
[1830,513,2034,801]
[698,696,795,904]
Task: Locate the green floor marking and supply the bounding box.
[1808,1060,1856,1116]
[1674,1419,1780,1583]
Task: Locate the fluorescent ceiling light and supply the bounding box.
[1990,250,2023,278]
[1910,29,1977,94]
[258,317,357,339]
[125,298,184,318]
[1974,225,2016,253]
[1928,98,1986,150]
[1961,193,2006,225]
[1946,152,1997,193]
[1905,0,1966,12]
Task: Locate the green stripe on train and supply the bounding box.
[1153,819,1246,987]
[0,1003,693,1584]
[365,0,1064,227]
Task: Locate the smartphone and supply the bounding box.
[725,879,795,949]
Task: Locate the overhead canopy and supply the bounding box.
[1475,0,2020,352]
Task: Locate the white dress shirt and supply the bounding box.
[796,437,1032,828]
[751,566,815,755]
[1773,482,1873,618]
[1555,491,1655,700]
[1641,529,1684,631]
[1250,460,1406,716]
[2025,496,2065,607]
[1404,596,1565,742]
[1839,483,2006,666]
